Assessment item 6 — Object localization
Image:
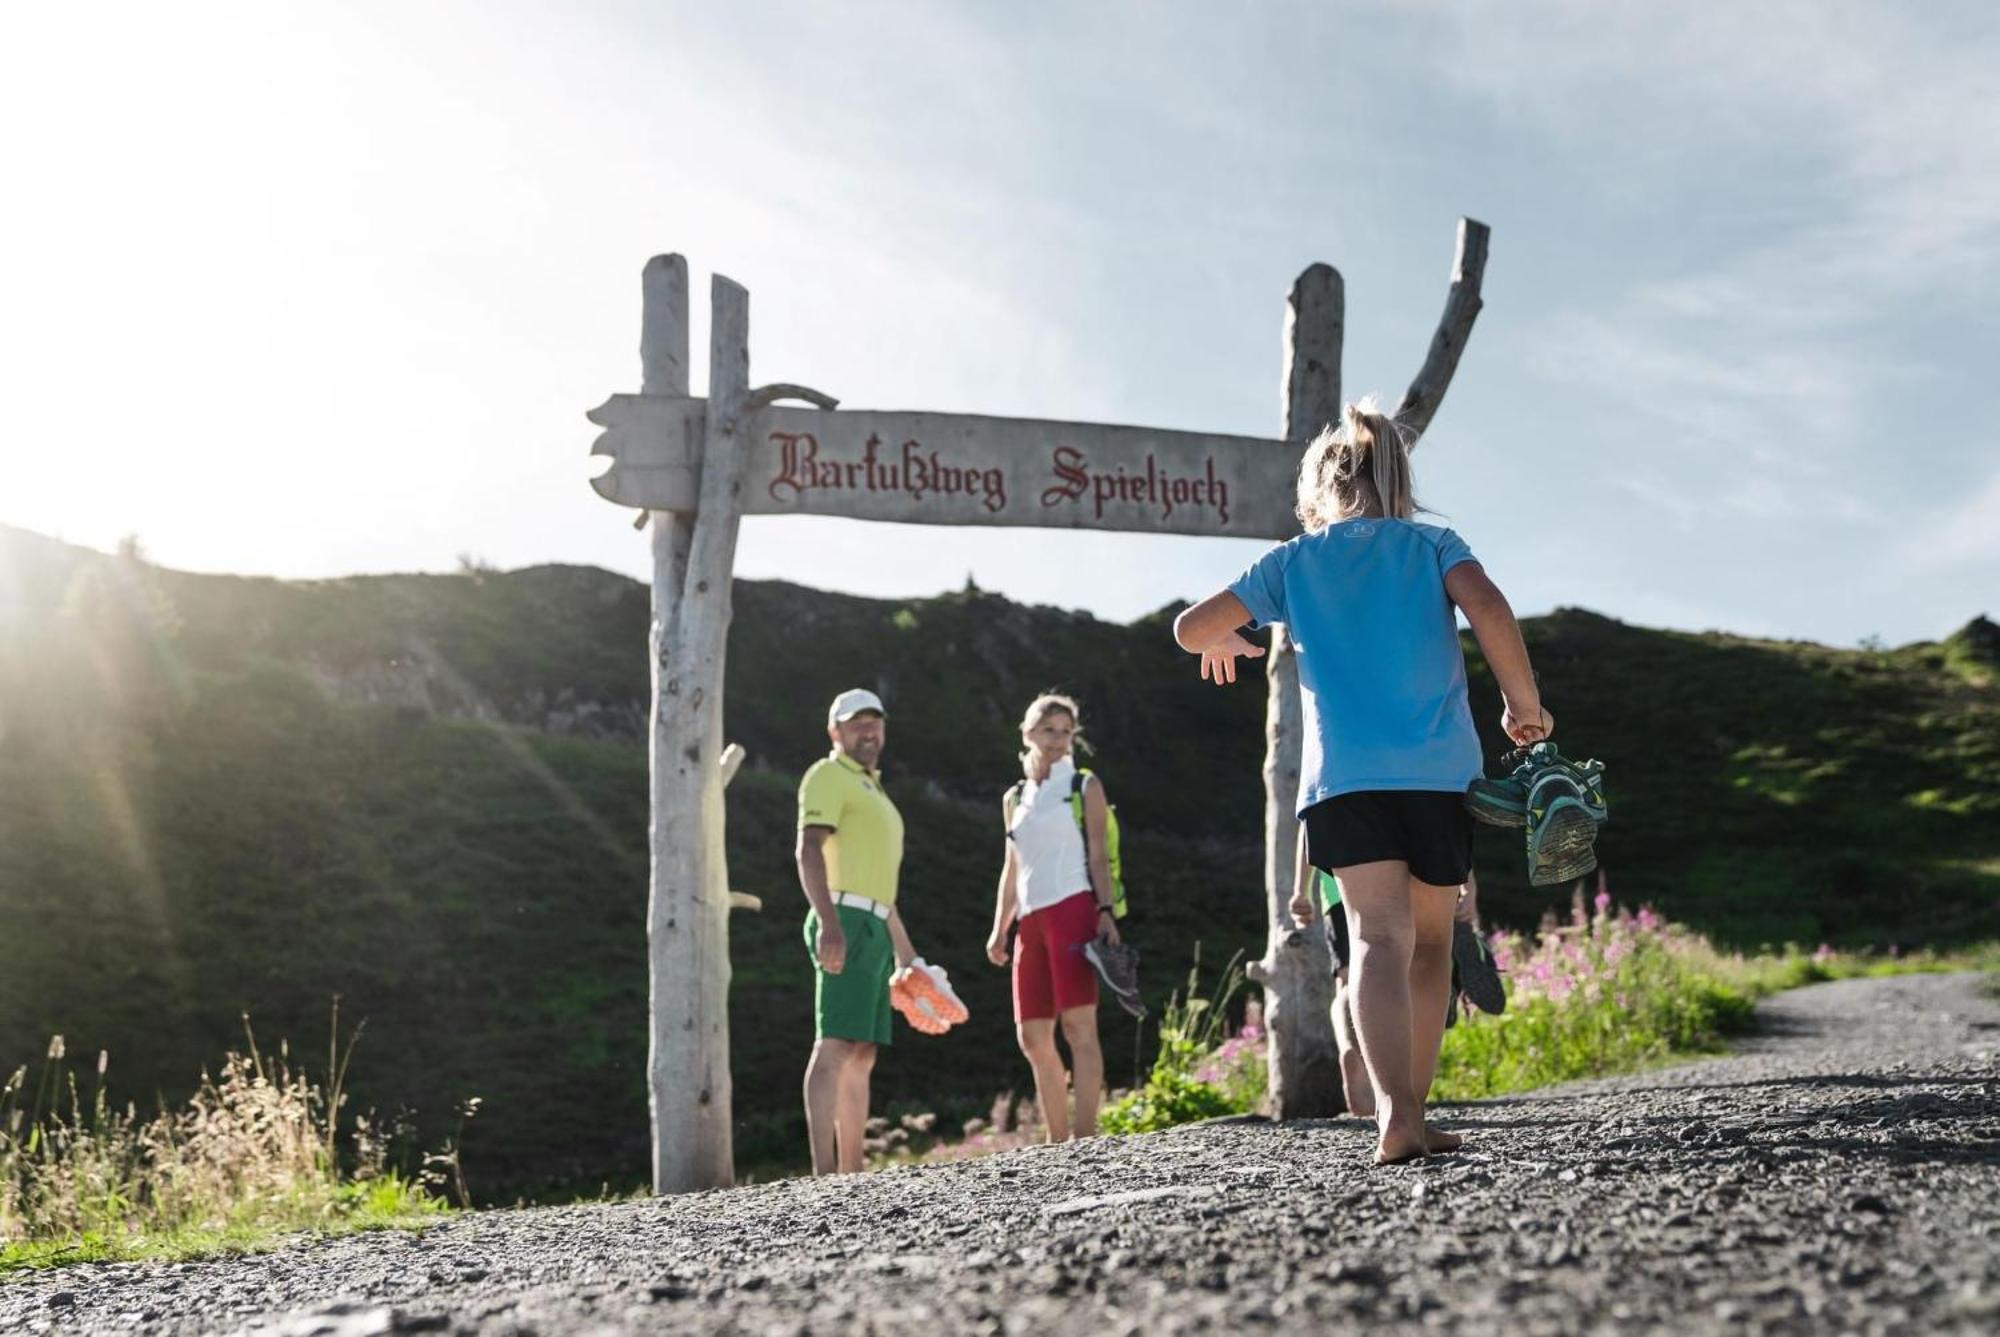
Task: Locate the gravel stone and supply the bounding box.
[2,973,1995,1334]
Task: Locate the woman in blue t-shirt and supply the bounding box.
[1174,396,1551,1165]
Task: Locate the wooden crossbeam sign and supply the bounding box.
[590,398,1302,540]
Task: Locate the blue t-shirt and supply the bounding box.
[1227,517,1483,814]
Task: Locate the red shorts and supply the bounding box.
[1013,890,1099,1022]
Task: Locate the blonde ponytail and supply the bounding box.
[1293,395,1421,532]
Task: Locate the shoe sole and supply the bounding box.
[1529,799,1600,886]
[899,972,968,1027]
[1451,923,1507,1015]
[890,985,950,1034]
[1465,792,1528,829]
[891,991,950,1034]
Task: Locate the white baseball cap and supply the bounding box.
[827,688,887,727]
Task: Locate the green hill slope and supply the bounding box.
[1,525,1993,1193]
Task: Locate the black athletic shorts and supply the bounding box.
[1302,790,1474,889]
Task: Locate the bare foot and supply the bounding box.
[1424,1124,1464,1153]
[1374,1123,1429,1165]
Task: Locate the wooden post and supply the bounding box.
[640,255,716,1193]
[1249,220,1491,1122]
[1250,264,1345,1119]
[645,272,750,1193]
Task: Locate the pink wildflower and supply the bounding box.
[1813,943,1834,964]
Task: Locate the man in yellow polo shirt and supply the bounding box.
[796,688,924,1175]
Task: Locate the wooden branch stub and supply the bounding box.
[719,742,745,789]
[1283,263,1345,445]
[1394,218,1490,445]
[727,892,763,913]
[641,255,691,398]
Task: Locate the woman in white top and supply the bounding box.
[984,693,1120,1141]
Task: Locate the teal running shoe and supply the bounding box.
[1466,752,1534,828]
[1466,744,1608,829]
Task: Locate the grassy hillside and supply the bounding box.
[1,525,1993,1194]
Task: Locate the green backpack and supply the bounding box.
[1068,769,1128,920]
[1006,767,1129,920]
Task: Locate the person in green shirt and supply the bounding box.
[796,688,925,1175]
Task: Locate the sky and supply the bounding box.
[3,0,1996,647]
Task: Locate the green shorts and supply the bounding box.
[803,904,894,1046]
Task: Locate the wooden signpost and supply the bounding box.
[591,224,1489,1193]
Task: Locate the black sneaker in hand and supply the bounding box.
[1082,938,1146,1018]
[1451,920,1506,1016]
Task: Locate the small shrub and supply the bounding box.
[1098,1069,1236,1134]
[1100,951,1261,1134]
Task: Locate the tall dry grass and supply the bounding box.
[0,1007,462,1268]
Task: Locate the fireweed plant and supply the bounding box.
[0,1008,465,1270]
[1433,882,1985,1100]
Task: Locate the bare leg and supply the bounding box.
[1338,860,1426,1164]
[1331,970,1375,1118]
[833,1042,877,1173]
[1059,1006,1103,1136]
[1408,877,1461,1152]
[1017,1019,1072,1143]
[804,1038,859,1176]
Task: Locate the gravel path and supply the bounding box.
[7,972,1998,1335]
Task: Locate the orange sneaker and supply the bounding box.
[890,958,968,1035]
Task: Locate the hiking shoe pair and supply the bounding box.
[1465,742,1608,829]
[1465,742,1608,887]
[890,958,969,1035]
[1083,938,1146,1018]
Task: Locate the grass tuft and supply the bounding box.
[0,1008,461,1272]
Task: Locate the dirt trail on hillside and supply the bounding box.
[6,973,1997,1336]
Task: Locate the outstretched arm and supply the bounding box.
[1444,562,1552,746]
[1173,591,1267,684]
